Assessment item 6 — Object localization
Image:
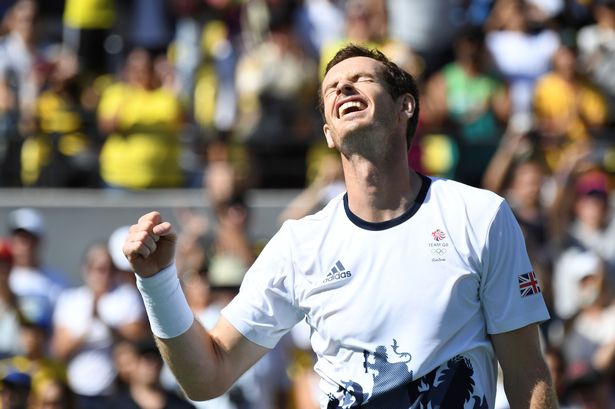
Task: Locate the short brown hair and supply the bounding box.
[320,44,420,149]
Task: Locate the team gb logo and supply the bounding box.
[432,229,446,241]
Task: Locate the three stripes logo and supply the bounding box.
[323,260,352,283]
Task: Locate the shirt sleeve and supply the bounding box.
[221,222,305,349]
[479,201,550,334]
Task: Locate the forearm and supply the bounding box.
[136,264,269,401]
[503,362,559,409]
[156,320,236,400]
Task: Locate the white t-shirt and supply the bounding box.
[53,284,144,396]
[486,29,559,114]
[9,266,65,327]
[222,176,549,408]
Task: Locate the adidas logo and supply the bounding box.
[323,260,352,283]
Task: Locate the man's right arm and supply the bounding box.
[156,316,270,400]
[123,211,269,400]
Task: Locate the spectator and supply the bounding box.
[483,135,556,311]
[0,0,43,186]
[204,161,256,269]
[295,0,345,59]
[543,347,570,407]
[0,238,21,358]
[320,0,421,79]
[108,225,139,286]
[0,69,23,187]
[109,337,195,409]
[554,251,615,408]
[51,243,146,409]
[21,47,101,187]
[485,0,560,124]
[128,0,175,56]
[278,151,344,222]
[576,0,615,104]
[563,359,615,409]
[33,379,76,409]
[62,0,116,76]
[0,0,41,121]
[386,0,459,76]
[6,208,66,331]
[97,48,185,189]
[532,44,609,172]
[423,26,510,186]
[554,168,615,281]
[235,12,320,188]
[0,317,66,404]
[0,369,31,409]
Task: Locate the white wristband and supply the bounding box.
[136,264,194,339]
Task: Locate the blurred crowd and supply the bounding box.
[1,0,615,408]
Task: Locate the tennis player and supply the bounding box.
[124,45,558,408]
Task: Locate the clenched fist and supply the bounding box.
[123,212,177,277]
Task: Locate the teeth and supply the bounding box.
[338,101,366,117]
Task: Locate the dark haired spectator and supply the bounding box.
[563,359,614,409]
[97,48,185,189]
[21,47,101,187]
[0,316,66,405]
[423,25,510,186]
[532,45,608,173]
[236,12,320,188]
[51,243,146,409]
[0,369,31,409]
[109,338,195,409]
[483,134,556,312]
[33,379,76,409]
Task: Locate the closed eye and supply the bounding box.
[357,76,374,82]
[324,81,338,97]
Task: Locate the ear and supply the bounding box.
[323,124,335,148]
[400,94,415,119]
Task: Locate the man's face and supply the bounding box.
[10,230,39,266]
[321,56,409,156]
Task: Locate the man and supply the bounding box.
[6,208,66,330]
[51,243,145,409]
[124,45,558,408]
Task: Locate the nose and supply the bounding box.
[337,80,356,94]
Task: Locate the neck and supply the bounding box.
[342,151,420,223]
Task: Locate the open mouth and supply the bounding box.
[338,100,367,118]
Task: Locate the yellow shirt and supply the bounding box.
[534,73,607,141]
[63,0,115,30]
[0,356,66,400]
[98,83,183,188]
[533,73,608,170]
[21,91,89,185]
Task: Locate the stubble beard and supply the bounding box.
[338,120,391,163]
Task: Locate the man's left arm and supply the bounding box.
[491,324,559,409]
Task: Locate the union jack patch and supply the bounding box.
[432,229,446,241]
[518,272,541,297]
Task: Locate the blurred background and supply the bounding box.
[1,0,615,408]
